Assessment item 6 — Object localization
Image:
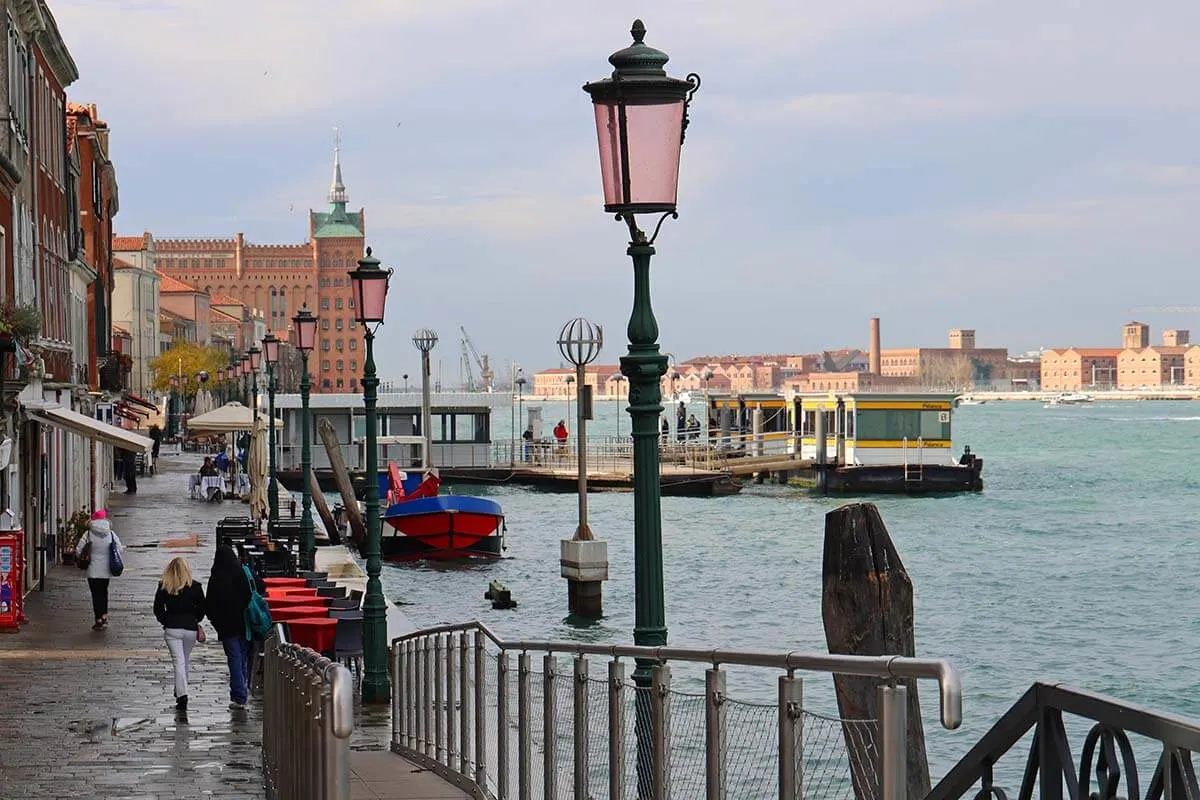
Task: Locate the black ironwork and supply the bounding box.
[930,684,1200,800]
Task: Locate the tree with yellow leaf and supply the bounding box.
[150,340,233,397]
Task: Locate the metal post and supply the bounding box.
[650,663,672,800]
[474,631,487,786]
[421,350,433,469]
[435,633,445,763]
[574,655,590,800]
[498,651,511,800]
[518,652,532,800]
[268,361,278,524]
[299,353,315,570]
[406,640,417,752]
[423,637,433,758]
[879,684,908,800]
[460,632,471,776]
[544,654,559,799]
[622,239,670,800]
[705,667,726,800]
[779,674,804,800]
[576,362,590,539]
[392,641,402,746]
[361,327,390,702]
[446,633,457,767]
[609,659,627,800]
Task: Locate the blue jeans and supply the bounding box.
[222,636,252,704]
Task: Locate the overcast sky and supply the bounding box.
[58,0,1200,381]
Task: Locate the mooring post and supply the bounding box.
[821,503,930,800]
[813,405,828,494]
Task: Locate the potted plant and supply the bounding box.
[60,507,90,565]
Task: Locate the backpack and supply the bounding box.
[241,565,271,639]
[108,536,124,577]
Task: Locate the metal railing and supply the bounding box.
[490,434,800,475]
[391,621,961,800]
[263,624,356,800]
[928,683,1200,800]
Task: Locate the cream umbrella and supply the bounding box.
[247,416,269,519]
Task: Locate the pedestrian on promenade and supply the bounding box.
[153,557,206,711]
[206,545,252,709]
[75,509,124,631]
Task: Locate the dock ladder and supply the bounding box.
[903,437,924,484]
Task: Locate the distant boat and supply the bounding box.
[1046,392,1093,407]
[956,397,987,406]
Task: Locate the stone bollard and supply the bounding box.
[560,538,608,618]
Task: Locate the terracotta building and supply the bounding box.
[1117,346,1187,388]
[1039,348,1120,390]
[154,143,364,391]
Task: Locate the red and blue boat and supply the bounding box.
[379,464,505,562]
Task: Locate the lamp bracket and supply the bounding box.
[616,210,677,246]
[681,72,701,144]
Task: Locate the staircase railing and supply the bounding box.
[391,621,961,800]
[928,683,1200,800]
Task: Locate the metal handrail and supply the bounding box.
[263,623,356,800]
[394,620,961,729]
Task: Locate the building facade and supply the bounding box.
[111,235,160,394]
[1039,348,1120,391]
[154,145,364,392]
[1117,346,1187,388]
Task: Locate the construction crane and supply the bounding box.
[460,326,495,393]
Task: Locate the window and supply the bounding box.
[321,319,329,330]
[204,258,213,268]
[8,20,28,147]
[335,298,343,310]
[321,379,331,389]
[322,360,330,371]
[350,360,357,371]
[349,320,357,330]
[349,339,357,351]
[350,379,357,390]
[335,318,343,331]
[321,340,330,351]
[335,339,343,351]
[336,379,344,388]
[320,297,329,310]
[336,359,343,371]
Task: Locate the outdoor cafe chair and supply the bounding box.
[347,589,363,607]
[333,617,364,677]
[327,596,359,610]
[328,609,362,620]
[316,585,346,599]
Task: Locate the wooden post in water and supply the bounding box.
[822,503,931,800]
[307,468,341,545]
[317,418,366,547]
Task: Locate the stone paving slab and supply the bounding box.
[0,454,457,799]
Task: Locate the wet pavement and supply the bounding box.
[0,452,425,800]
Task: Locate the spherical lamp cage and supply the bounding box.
[412,328,439,353]
[558,317,603,368]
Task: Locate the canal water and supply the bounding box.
[325,398,1200,779]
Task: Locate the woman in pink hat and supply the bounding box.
[75,509,125,630]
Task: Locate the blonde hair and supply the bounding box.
[161,557,193,595]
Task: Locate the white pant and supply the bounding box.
[164,628,198,698]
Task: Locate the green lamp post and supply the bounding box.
[216,368,226,406]
[292,307,318,570]
[240,354,250,406]
[583,19,699,797]
[263,333,280,526]
[349,247,394,703]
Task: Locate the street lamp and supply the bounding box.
[558,318,603,541]
[402,373,409,393]
[412,329,438,470]
[291,307,319,570]
[515,372,527,458]
[350,247,394,704]
[584,18,699,795]
[263,333,280,525]
[168,375,179,437]
[217,368,226,406]
[563,374,575,439]
[702,367,714,442]
[240,354,250,406]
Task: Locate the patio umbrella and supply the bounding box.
[247,416,269,520]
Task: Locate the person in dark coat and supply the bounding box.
[153,557,206,711]
[148,425,162,459]
[206,545,252,708]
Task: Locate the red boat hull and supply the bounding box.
[381,495,504,562]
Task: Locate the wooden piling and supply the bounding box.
[308,468,340,545]
[821,502,931,800]
[317,418,366,547]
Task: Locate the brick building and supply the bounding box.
[154,143,364,392]
[1117,345,1187,388]
[1039,348,1120,390]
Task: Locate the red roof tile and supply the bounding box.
[155,270,200,294]
[113,233,149,251]
[113,257,135,270]
[210,293,245,307]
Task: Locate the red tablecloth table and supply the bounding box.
[263,577,307,588]
[288,617,338,653]
[270,605,331,622]
[266,587,318,600]
[267,595,332,610]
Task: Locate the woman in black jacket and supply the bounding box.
[206,545,253,709]
[153,557,206,711]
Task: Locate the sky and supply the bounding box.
[55,0,1200,382]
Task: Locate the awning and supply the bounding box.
[27,404,153,453]
[124,393,159,413]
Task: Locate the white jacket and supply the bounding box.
[76,519,124,579]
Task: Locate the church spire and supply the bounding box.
[328,127,348,209]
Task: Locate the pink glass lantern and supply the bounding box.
[583,20,700,215]
[292,307,318,353]
[248,346,262,372]
[262,333,280,366]
[348,248,393,326]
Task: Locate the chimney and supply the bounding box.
[869,317,881,375]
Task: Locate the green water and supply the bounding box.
[341,399,1200,776]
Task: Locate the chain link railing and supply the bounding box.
[263,624,356,800]
[391,622,961,800]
